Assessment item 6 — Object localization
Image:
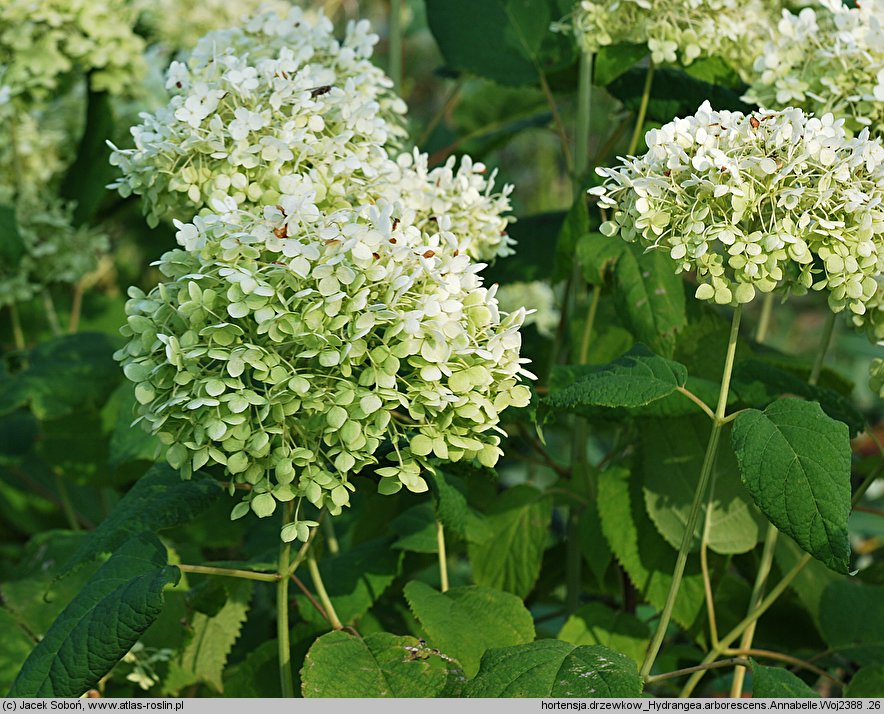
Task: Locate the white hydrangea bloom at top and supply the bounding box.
[133,0,294,51]
[592,102,884,331]
[109,6,408,227]
[115,199,532,540]
[559,0,780,77]
[744,0,884,135]
[495,281,560,338]
[0,0,145,100]
[378,150,516,262]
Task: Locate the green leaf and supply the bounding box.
[554,194,590,281]
[403,581,535,677]
[0,608,36,693]
[557,602,649,666]
[579,498,613,585]
[103,382,160,472]
[614,244,686,356]
[467,485,551,598]
[301,631,463,697]
[62,464,222,575]
[750,660,819,698]
[8,534,179,697]
[429,469,470,536]
[594,43,649,86]
[607,66,751,125]
[425,0,576,86]
[163,579,252,693]
[577,231,626,285]
[294,537,400,626]
[598,466,708,630]
[391,503,439,553]
[544,344,687,415]
[463,641,643,697]
[0,204,26,270]
[819,582,884,665]
[223,640,281,698]
[642,416,763,555]
[60,90,115,226]
[732,398,852,573]
[845,666,884,697]
[0,333,121,420]
[732,359,865,437]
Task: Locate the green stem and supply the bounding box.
[308,551,342,630]
[699,468,720,648]
[574,51,594,183]
[69,282,84,334]
[809,311,836,386]
[42,289,62,336]
[646,658,750,684]
[641,305,742,680]
[680,463,882,697]
[322,517,340,556]
[578,284,601,364]
[54,472,80,531]
[277,503,295,698]
[178,564,279,583]
[756,293,775,343]
[388,0,403,93]
[9,303,24,350]
[626,61,654,156]
[729,525,778,697]
[436,520,449,592]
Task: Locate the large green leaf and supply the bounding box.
[614,244,686,356]
[557,602,649,666]
[0,333,121,420]
[429,469,470,536]
[403,581,534,677]
[425,0,576,86]
[8,534,179,697]
[62,464,222,574]
[751,661,819,698]
[732,398,852,573]
[544,345,687,414]
[294,537,401,626]
[642,416,763,555]
[223,640,281,698]
[594,43,648,86]
[598,467,708,630]
[467,485,552,598]
[819,582,884,665]
[577,231,626,286]
[732,359,864,437]
[60,90,115,226]
[162,579,252,694]
[845,666,884,697]
[463,641,642,697]
[301,631,463,697]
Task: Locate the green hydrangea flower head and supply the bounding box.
[556,0,780,79]
[592,102,884,325]
[0,0,145,100]
[109,6,408,228]
[744,0,884,135]
[115,198,532,541]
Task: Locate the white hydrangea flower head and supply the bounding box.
[0,0,145,100]
[0,102,69,204]
[744,0,884,135]
[109,6,408,228]
[592,102,884,318]
[378,150,516,262]
[0,199,109,307]
[559,0,780,78]
[132,0,294,51]
[114,200,532,540]
[495,281,560,338]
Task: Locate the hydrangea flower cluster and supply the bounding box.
[0,103,69,204]
[115,202,531,539]
[744,0,884,135]
[0,199,109,307]
[496,281,560,338]
[379,151,515,262]
[559,0,779,77]
[0,0,144,100]
[591,102,884,327]
[132,0,294,51]
[109,6,408,228]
